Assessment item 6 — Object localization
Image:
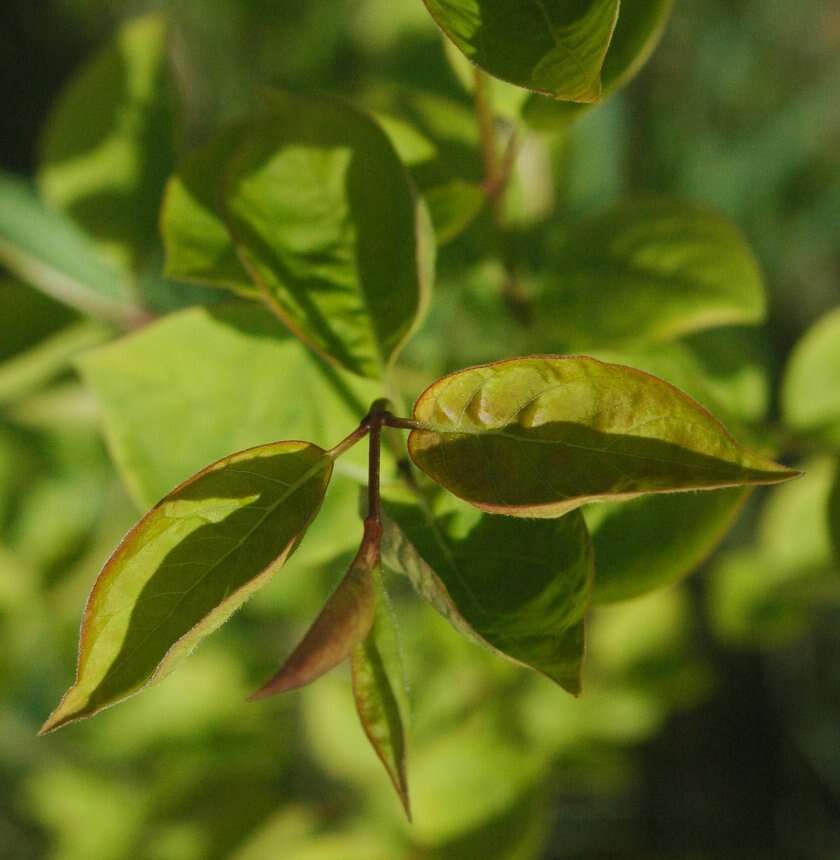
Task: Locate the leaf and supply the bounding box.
[588,488,748,604]
[524,0,674,131]
[161,121,257,295]
[351,566,411,818]
[421,0,620,101]
[782,307,840,448]
[222,92,435,379]
[424,180,487,245]
[830,461,840,564]
[77,303,383,508]
[0,172,142,326]
[381,486,592,693]
[40,440,334,733]
[407,356,799,518]
[250,527,378,699]
[38,14,177,270]
[537,198,766,349]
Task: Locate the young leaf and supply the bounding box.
[424,180,487,245]
[351,566,411,818]
[588,488,749,604]
[782,307,840,448]
[421,0,620,102]
[407,356,799,518]
[222,92,435,379]
[40,441,333,733]
[77,303,383,508]
[38,14,177,271]
[537,198,766,349]
[524,0,674,131]
[381,486,592,693]
[250,528,378,699]
[0,172,142,326]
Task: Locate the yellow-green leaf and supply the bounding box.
[40,441,333,733]
[408,356,799,518]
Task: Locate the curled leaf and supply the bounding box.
[408,356,799,518]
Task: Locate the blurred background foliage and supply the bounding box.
[1,0,839,858]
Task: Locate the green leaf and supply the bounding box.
[831,463,840,565]
[421,0,620,101]
[782,307,840,448]
[222,92,435,379]
[424,180,487,245]
[38,14,177,270]
[381,486,592,693]
[537,198,766,349]
[0,172,141,326]
[40,440,334,733]
[588,488,748,604]
[77,303,383,508]
[407,356,798,518]
[524,0,674,131]
[250,529,377,699]
[351,566,411,819]
[161,121,257,295]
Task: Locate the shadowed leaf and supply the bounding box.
[381,486,592,693]
[351,567,411,818]
[524,0,674,130]
[40,441,333,733]
[408,356,799,517]
[537,198,766,349]
[222,92,435,379]
[38,14,177,270]
[422,0,619,101]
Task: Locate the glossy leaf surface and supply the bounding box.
[251,531,377,699]
[223,92,434,378]
[41,441,334,733]
[422,0,619,101]
[38,14,177,270]
[524,0,673,130]
[408,356,798,517]
[782,307,840,447]
[78,304,382,508]
[381,486,592,692]
[0,172,140,325]
[538,198,766,349]
[351,566,411,818]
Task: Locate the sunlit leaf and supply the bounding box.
[222,92,435,378]
[537,198,766,349]
[40,440,334,733]
[381,486,592,693]
[351,566,411,818]
[524,0,674,131]
[422,0,620,101]
[38,14,177,270]
[250,528,377,699]
[0,173,141,325]
[782,307,840,448]
[588,488,748,604]
[77,303,383,508]
[408,356,798,517]
[161,121,257,295]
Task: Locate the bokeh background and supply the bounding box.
[1,1,839,858]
